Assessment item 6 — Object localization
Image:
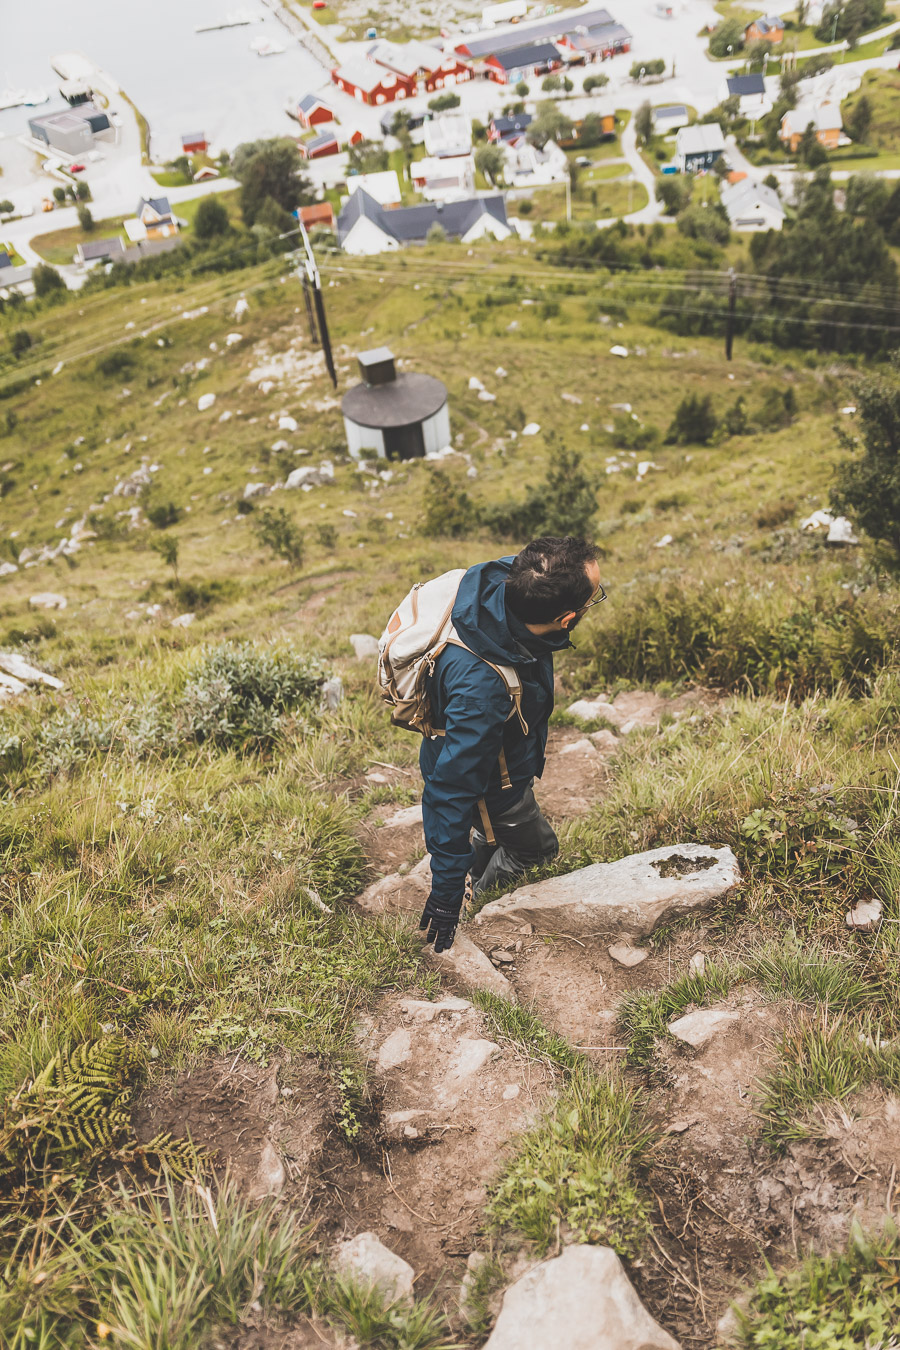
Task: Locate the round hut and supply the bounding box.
[341,347,449,461]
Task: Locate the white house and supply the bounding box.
[410,154,475,200]
[720,177,785,231]
[346,170,403,207]
[675,122,726,173]
[337,189,511,255]
[423,113,473,158]
[720,73,771,119]
[502,137,568,186]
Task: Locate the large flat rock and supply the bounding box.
[484,1244,680,1350]
[428,932,517,1002]
[473,844,740,940]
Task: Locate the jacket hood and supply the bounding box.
[452,557,570,666]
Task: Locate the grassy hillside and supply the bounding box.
[1,238,900,1347]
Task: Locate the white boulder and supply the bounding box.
[197,393,216,412]
[0,654,63,689]
[608,944,649,968]
[243,482,269,500]
[429,931,517,1001]
[846,897,881,932]
[0,562,18,577]
[521,422,541,436]
[668,1008,739,1048]
[826,516,858,546]
[610,345,629,358]
[349,633,379,661]
[247,1141,286,1202]
[278,415,299,432]
[333,1232,414,1303]
[473,844,741,939]
[484,1245,679,1350]
[29,593,67,610]
[468,376,485,391]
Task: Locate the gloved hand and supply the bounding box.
[418,894,460,953]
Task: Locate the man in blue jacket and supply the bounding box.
[418,535,604,953]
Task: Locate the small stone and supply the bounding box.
[521,422,540,436]
[478,389,497,402]
[399,996,471,1021]
[491,950,515,964]
[558,737,597,757]
[428,932,517,1001]
[247,1141,285,1202]
[608,945,649,968]
[846,898,881,932]
[448,1038,501,1082]
[688,952,706,976]
[171,612,195,628]
[29,593,67,610]
[668,1008,739,1048]
[320,676,343,710]
[333,1232,414,1304]
[376,1027,412,1072]
[278,415,299,432]
[403,1124,419,1139]
[502,1084,520,1100]
[468,376,485,391]
[350,633,379,661]
[0,654,63,689]
[666,1119,694,1134]
[381,803,423,829]
[0,562,18,577]
[590,729,620,753]
[609,345,629,358]
[197,393,216,411]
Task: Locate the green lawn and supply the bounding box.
[827,150,900,171]
[151,169,192,188]
[842,68,900,150]
[31,214,130,265]
[516,176,648,223]
[175,188,241,230]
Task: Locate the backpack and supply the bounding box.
[377,568,529,840]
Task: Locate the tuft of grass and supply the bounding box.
[735,1218,900,1349]
[485,1068,655,1257]
[618,959,737,1067]
[471,992,585,1076]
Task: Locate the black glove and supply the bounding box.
[418,895,460,953]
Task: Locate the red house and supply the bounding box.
[300,130,340,159]
[331,58,415,106]
[297,94,334,129]
[483,41,562,85]
[181,131,208,153]
[367,39,472,94]
[300,202,336,229]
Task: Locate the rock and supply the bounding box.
[478,390,497,402]
[284,465,333,490]
[447,1038,501,1082]
[689,952,706,976]
[846,898,881,932]
[483,1245,679,1350]
[590,729,620,753]
[376,1027,412,1071]
[29,593,67,610]
[502,1084,520,1099]
[560,392,582,404]
[608,944,649,968]
[357,854,432,915]
[495,365,507,377]
[380,803,423,829]
[460,1251,489,1322]
[333,1232,414,1304]
[278,415,299,432]
[197,393,216,411]
[320,676,343,710]
[826,516,858,546]
[491,950,515,964]
[247,1141,286,1202]
[399,996,471,1021]
[521,422,540,436]
[800,509,833,533]
[567,695,619,724]
[350,633,379,661]
[654,534,674,548]
[557,737,597,757]
[668,1008,740,1048]
[474,844,740,940]
[0,654,63,689]
[0,672,28,697]
[243,481,269,499]
[611,402,632,412]
[171,613,195,628]
[0,562,18,577]
[225,332,243,345]
[609,345,629,358]
[429,932,517,1001]
[468,376,485,391]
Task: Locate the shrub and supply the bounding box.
[517,200,533,216]
[611,415,661,451]
[32,264,65,298]
[833,358,900,555]
[252,506,305,568]
[315,523,337,550]
[428,91,461,111]
[9,330,32,360]
[665,393,717,444]
[193,196,230,239]
[178,642,322,749]
[422,467,478,538]
[583,74,609,95]
[0,199,13,214]
[655,175,692,215]
[486,446,597,539]
[76,203,94,231]
[97,348,137,378]
[146,501,182,529]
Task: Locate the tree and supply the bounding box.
[744,39,771,68]
[10,330,32,360]
[630,57,665,80]
[815,0,885,43]
[723,395,749,437]
[634,101,653,146]
[677,201,730,244]
[472,118,488,143]
[655,174,692,215]
[847,93,873,144]
[52,187,66,204]
[252,506,304,568]
[579,112,612,146]
[709,18,745,56]
[526,102,574,149]
[0,200,13,215]
[232,138,311,226]
[75,180,91,201]
[151,534,180,582]
[76,204,94,231]
[844,172,889,218]
[32,264,65,298]
[798,122,828,167]
[347,139,389,174]
[542,74,561,91]
[515,81,530,96]
[583,73,609,94]
[193,195,230,239]
[666,394,718,444]
[423,468,478,537]
[485,446,597,538]
[475,143,506,186]
[428,91,461,111]
[168,154,192,182]
[832,358,900,555]
[562,76,574,93]
[763,172,779,190]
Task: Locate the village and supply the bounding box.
[1,0,899,289]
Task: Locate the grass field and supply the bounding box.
[519,176,648,222]
[30,213,130,265]
[1,232,900,1347]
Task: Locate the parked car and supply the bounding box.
[69,162,85,173]
[575,156,591,167]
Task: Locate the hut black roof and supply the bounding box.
[342,372,447,428]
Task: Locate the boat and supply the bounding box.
[196,7,266,30]
[249,36,286,54]
[0,89,25,111]
[22,88,49,106]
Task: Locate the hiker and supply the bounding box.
[378,536,605,953]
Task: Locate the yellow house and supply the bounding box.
[136,196,179,239]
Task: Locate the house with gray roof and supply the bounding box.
[337,189,510,254]
[720,177,785,232]
[675,122,726,172]
[28,105,112,155]
[75,236,126,267]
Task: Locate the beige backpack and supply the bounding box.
[377,568,528,841]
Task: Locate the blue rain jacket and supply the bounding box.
[419,557,570,911]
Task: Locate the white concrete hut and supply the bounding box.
[341,348,449,461]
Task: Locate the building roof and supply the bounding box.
[367,39,443,77]
[726,73,766,97]
[458,4,615,56]
[346,170,402,205]
[298,93,332,113]
[782,98,842,135]
[122,236,182,265]
[412,155,472,180]
[488,41,561,70]
[181,131,205,143]
[338,187,507,245]
[29,104,103,133]
[676,122,726,154]
[423,113,472,156]
[342,371,447,427]
[720,177,783,218]
[565,20,632,52]
[653,103,688,122]
[0,264,33,289]
[746,14,783,32]
[300,202,336,226]
[333,58,402,93]
[491,112,533,135]
[0,252,11,269]
[138,195,174,219]
[306,131,339,151]
[78,237,125,260]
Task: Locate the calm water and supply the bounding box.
[0,0,325,159]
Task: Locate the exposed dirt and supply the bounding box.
[133,1054,335,1200]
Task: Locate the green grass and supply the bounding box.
[174,188,241,230]
[30,215,129,265]
[518,178,648,223]
[844,68,900,151]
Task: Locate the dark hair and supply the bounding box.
[505,536,600,624]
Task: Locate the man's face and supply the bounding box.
[565,560,603,631]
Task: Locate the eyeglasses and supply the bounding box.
[580,580,608,611]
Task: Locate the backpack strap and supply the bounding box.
[444,633,530,736]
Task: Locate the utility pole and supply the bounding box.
[295,219,336,388]
[725,267,736,361]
